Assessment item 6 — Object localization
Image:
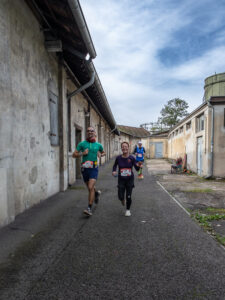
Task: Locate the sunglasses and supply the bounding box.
[87,130,94,132]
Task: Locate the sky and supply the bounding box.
[81,0,225,127]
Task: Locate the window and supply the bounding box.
[114,141,118,151]
[179,126,183,133]
[49,91,59,146]
[186,121,191,130]
[175,130,178,135]
[196,114,204,132]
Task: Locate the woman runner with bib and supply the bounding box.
[112,142,141,217]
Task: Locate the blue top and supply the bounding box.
[135,146,145,161]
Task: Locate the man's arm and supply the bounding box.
[100,151,106,157]
[99,144,105,157]
[72,148,88,158]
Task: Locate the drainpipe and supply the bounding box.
[110,127,117,133]
[67,0,96,59]
[207,100,214,178]
[67,60,95,100]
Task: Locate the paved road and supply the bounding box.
[1,160,225,299]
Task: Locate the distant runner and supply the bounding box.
[112,142,141,217]
[133,141,145,179]
[72,126,105,216]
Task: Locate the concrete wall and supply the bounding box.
[0,1,62,225]
[168,102,225,177]
[168,105,212,176]
[149,137,168,158]
[212,104,225,177]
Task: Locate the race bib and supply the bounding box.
[120,168,131,176]
[82,161,94,168]
[137,154,142,157]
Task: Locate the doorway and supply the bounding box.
[197,137,203,175]
[155,142,163,158]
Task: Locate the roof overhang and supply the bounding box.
[25,0,119,135]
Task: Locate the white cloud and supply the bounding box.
[81,0,225,126]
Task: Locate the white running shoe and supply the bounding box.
[83,207,92,216]
[125,210,131,217]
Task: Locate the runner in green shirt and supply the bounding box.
[73,126,105,216]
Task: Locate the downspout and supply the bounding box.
[67,0,96,59]
[110,127,117,133]
[67,60,95,100]
[207,100,214,178]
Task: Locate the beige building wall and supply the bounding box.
[212,104,225,177]
[149,137,168,159]
[168,103,225,177]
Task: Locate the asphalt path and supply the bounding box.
[1,160,225,299]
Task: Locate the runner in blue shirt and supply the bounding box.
[133,141,145,179]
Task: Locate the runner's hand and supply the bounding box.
[83,149,89,156]
[112,171,117,177]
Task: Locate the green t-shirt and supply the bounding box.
[76,140,103,163]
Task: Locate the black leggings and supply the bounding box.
[118,177,134,210]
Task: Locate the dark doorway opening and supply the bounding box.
[75,128,82,179]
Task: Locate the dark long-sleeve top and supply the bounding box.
[112,155,140,178]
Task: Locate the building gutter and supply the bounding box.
[64,60,104,122]
[67,0,118,133]
[206,99,214,178]
[67,0,96,59]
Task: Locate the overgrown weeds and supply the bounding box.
[192,211,225,246]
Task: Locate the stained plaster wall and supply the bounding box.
[168,106,210,175]
[0,1,64,226]
[212,104,225,177]
[149,137,168,159]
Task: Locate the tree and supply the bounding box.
[158,98,189,128]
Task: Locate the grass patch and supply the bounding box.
[184,188,213,193]
[192,212,225,246]
[215,234,225,246]
[206,207,225,214]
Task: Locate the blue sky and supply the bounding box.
[81,0,225,127]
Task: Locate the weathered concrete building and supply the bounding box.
[168,72,225,177]
[149,131,169,159]
[0,0,119,227]
[117,125,151,156]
